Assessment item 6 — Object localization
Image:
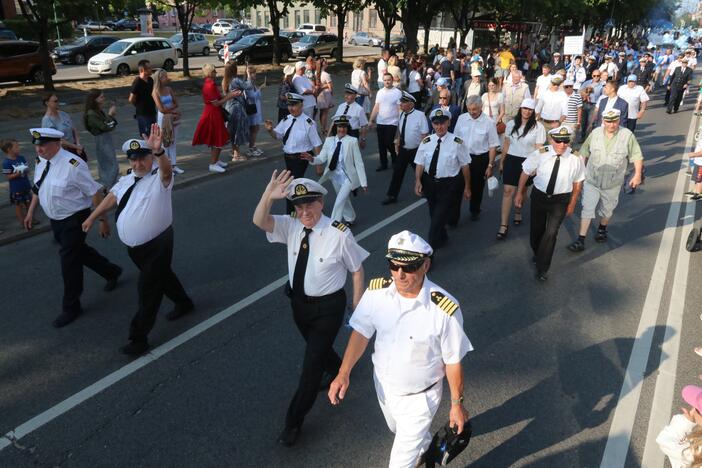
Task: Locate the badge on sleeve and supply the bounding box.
[454,136,463,144]
[69,158,79,167]
[369,277,393,290]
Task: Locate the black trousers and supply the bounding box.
[530,189,571,273]
[126,226,192,343]
[580,102,592,141]
[469,152,490,215]
[284,153,310,213]
[376,124,398,169]
[626,118,637,132]
[668,86,684,112]
[386,147,417,199]
[50,208,121,314]
[422,173,463,249]
[286,288,346,429]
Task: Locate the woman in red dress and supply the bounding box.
[192,63,239,173]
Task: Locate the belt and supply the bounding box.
[284,152,312,159]
[292,287,345,304]
[470,152,490,158]
[425,173,461,182]
[533,188,572,201]
[541,119,559,124]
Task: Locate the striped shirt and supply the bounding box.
[565,93,583,124]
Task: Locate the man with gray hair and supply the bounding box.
[503,70,531,123]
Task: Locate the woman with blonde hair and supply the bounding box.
[83,89,119,187]
[351,57,372,115]
[222,61,252,161]
[387,55,402,88]
[152,69,183,173]
[192,63,239,173]
[657,384,702,468]
[245,65,266,157]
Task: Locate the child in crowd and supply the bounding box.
[1,138,36,226]
[686,135,702,199]
[657,385,702,468]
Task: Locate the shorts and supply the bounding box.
[10,189,31,205]
[502,154,526,186]
[693,164,702,184]
[581,181,621,219]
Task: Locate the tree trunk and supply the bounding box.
[179,19,190,77]
[423,22,430,54]
[38,18,55,91]
[402,7,421,53]
[271,17,281,65]
[336,11,345,62]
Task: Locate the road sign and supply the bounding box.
[223,43,230,64]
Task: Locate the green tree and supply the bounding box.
[373,0,398,48]
[262,0,296,64]
[314,0,369,61]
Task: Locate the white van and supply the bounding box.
[212,19,238,35]
[296,23,326,33]
[88,37,178,76]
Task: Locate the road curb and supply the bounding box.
[0,151,277,247]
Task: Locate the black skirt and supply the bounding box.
[502,154,526,186]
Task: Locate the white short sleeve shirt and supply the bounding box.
[617,85,650,119]
[414,132,472,178]
[522,146,585,194]
[375,87,403,125]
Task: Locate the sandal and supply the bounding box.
[513,211,523,225]
[567,239,585,252]
[496,225,509,240]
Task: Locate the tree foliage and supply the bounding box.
[313,0,369,61]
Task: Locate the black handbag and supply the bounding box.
[220,106,230,122]
[244,90,257,115]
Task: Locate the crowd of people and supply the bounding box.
[6,27,702,467]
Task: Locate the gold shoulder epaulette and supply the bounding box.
[331,220,348,232]
[369,277,393,290]
[68,158,79,167]
[454,136,463,144]
[539,146,548,153]
[431,291,459,316]
[290,210,297,218]
[422,136,431,144]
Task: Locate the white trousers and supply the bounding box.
[374,373,443,468]
[331,179,356,223]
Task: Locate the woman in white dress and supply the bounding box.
[351,57,372,116]
[481,77,505,124]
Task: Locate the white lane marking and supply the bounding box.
[640,114,698,467]
[599,115,697,467]
[0,199,427,452]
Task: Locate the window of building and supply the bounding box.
[303,10,310,24]
[256,11,262,27]
[369,9,377,29]
[295,10,301,27]
[330,15,336,27]
[283,15,289,29]
[353,11,363,32]
[264,12,270,25]
[315,10,321,24]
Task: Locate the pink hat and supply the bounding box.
[682,385,702,413]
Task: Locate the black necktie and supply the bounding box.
[282,118,296,145]
[32,161,51,195]
[546,156,560,195]
[400,113,408,148]
[292,227,313,296]
[428,138,441,178]
[115,176,142,221]
[329,140,342,171]
[343,104,350,115]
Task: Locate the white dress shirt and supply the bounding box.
[535,74,553,98]
[273,114,323,154]
[267,215,369,296]
[111,168,173,247]
[375,87,402,125]
[599,62,618,76]
[454,112,500,154]
[522,146,585,194]
[350,277,473,395]
[292,75,317,109]
[332,101,368,130]
[414,132,472,178]
[617,85,650,119]
[536,88,569,121]
[398,109,429,149]
[34,149,101,221]
[504,120,547,157]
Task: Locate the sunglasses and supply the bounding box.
[388,259,425,273]
[592,74,601,77]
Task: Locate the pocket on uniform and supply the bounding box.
[409,338,432,362]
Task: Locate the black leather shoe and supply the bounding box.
[166,300,194,321]
[120,340,149,356]
[381,197,397,205]
[104,266,123,292]
[375,166,388,172]
[52,310,82,328]
[277,426,301,447]
[535,271,548,282]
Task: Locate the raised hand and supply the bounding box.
[266,169,294,200]
[143,124,162,153]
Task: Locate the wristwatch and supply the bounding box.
[154,150,165,157]
[487,163,494,168]
[451,396,464,405]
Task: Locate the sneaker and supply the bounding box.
[209,164,225,173]
[216,161,228,168]
[250,147,263,156]
[173,166,185,174]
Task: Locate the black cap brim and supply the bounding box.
[32,137,61,145]
[290,193,323,205]
[287,100,303,106]
[126,149,152,159]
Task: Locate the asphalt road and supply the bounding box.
[0,84,701,468]
[49,45,380,82]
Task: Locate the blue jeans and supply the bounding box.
[136,114,157,137]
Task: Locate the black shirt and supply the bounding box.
[130,76,157,117]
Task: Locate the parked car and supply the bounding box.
[87,37,178,76]
[217,34,292,64]
[113,19,138,31]
[51,36,117,65]
[212,19,239,35]
[349,32,382,47]
[280,31,305,43]
[296,23,326,33]
[77,20,112,31]
[381,35,406,52]
[168,33,210,57]
[292,33,338,58]
[0,40,56,84]
[189,24,209,34]
[213,27,265,51]
[0,28,17,40]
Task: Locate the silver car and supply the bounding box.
[169,33,210,57]
[349,32,382,47]
[292,33,338,58]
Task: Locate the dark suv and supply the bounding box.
[213,27,267,51]
[51,35,117,65]
[217,34,292,63]
[0,40,56,83]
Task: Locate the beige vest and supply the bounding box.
[503,83,529,120]
[586,127,632,189]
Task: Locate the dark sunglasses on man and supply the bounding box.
[388,259,425,273]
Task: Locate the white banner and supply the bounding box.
[563,35,584,56]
